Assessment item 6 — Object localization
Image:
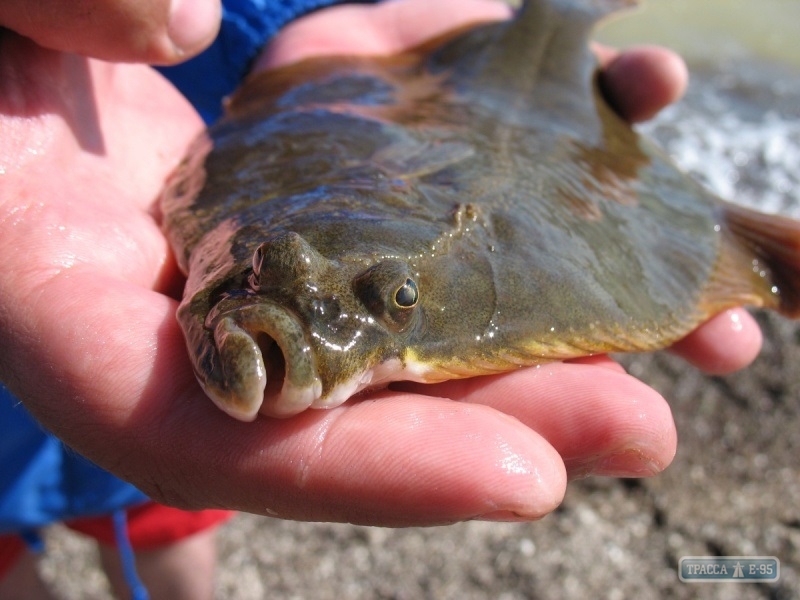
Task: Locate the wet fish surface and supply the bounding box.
[162,0,800,421]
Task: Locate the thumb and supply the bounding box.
[0,0,220,64]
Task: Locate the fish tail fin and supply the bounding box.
[721,202,800,318]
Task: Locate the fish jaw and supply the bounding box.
[303,357,436,411]
[198,300,324,421]
[196,297,432,420]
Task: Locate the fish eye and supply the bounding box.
[353,261,420,333]
[394,278,418,308]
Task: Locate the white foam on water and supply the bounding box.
[639,60,800,218]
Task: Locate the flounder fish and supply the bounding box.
[162,0,800,421]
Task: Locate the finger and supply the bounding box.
[669,308,763,374]
[192,396,567,525]
[0,0,220,64]
[397,358,677,480]
[595,44,689,123]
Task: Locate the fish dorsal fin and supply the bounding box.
[430,0,638,100]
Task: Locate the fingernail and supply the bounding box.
[476,510,548,523]
[588,448,664,478]
[169,0,221,58]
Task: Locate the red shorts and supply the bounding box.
[0,503,233,579]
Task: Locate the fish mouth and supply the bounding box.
[205,301,323,421]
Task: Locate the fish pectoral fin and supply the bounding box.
[433,0,639,99]
[709,202,800,318]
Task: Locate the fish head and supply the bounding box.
[195,230,439,420]
[191,218,504,421]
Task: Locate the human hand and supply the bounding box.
[0,0,762,526]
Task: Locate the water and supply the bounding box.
[597,0,800,217]
[641,60,800,217]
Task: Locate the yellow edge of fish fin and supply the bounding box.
[714,202,800,318]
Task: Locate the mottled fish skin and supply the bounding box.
[162,0,800,421]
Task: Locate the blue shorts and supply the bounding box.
[0,386,148,533]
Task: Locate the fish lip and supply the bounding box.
[205,297,323,420]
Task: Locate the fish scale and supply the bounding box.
[162,0,800,421]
